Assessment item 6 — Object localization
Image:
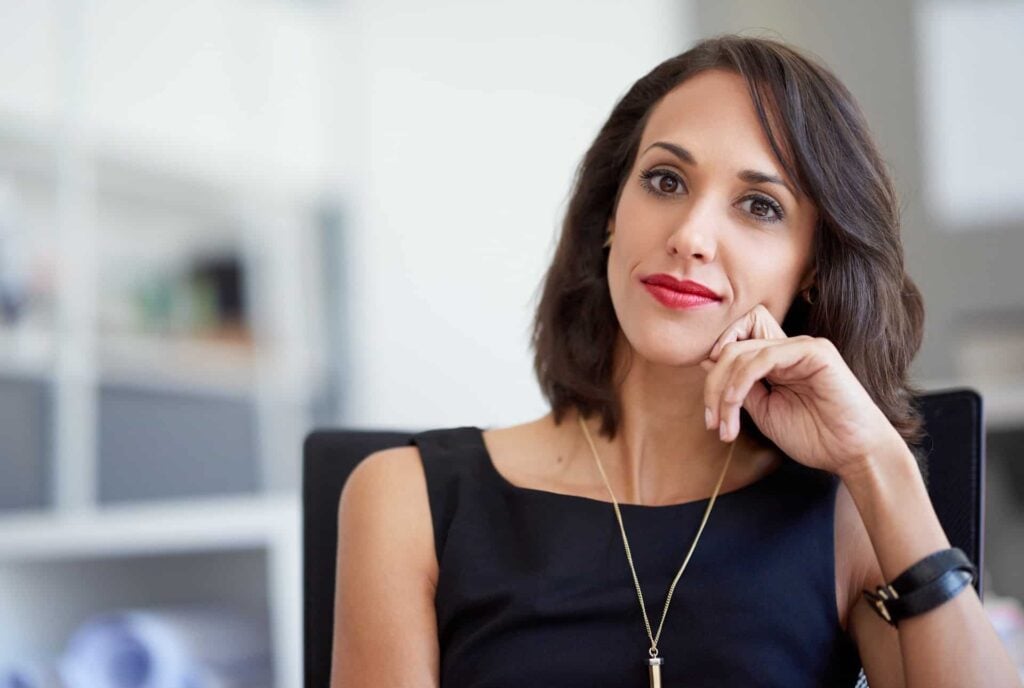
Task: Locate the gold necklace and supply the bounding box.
[577,414,737,688]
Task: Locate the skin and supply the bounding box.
[546,67,821,506]
[331,68,1021,687]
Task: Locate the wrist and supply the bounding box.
[863,549,978,627]
[838,427,953,583]
[837,429,918,488]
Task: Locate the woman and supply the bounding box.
[331,35,1021,687]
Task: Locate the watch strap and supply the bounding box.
[863,548,978,627]
[888,547,975,594]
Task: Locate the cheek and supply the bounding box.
[605,223,628,282]
[735,257,802,318]
[606,246,643,330]
[606,250,626,310]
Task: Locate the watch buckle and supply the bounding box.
[864,584,899,626]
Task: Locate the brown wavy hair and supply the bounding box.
[530,34,928,467]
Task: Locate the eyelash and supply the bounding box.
[637,167,786,224]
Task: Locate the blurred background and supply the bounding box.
[0,0,1020,685]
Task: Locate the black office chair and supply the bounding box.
[302,387,985,688]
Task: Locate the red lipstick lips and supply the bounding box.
[641,274,722,309]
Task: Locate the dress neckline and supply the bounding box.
[471,425,793,511]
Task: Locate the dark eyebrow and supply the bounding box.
[642,141,798,200]
[644,141,698,166]
[736,170,797,200]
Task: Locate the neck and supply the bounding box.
[556,333,775,506]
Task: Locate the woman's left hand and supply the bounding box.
[699,304,905,477]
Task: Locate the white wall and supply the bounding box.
[0,0,336,194]
[341,0,694,431]
[0,1,61,124]
[915,0,1024,231]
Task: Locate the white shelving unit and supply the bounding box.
[0,495,301,688]
[0,2,343,686]
[0,494,299,561]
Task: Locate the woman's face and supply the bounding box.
[607,68,818,367]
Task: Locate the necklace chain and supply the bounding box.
[577,414,737,658]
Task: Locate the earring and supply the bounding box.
[603,230,614,248]
[803,284,818,304]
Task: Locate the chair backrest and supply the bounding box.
[302,387,984,688]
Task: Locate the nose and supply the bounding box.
[666,196,718,262]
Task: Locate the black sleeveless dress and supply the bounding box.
[409,426,863,687]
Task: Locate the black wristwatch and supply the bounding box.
[863,547,978,627]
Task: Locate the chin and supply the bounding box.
[620,323,711,369]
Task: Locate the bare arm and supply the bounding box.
[844,441,1022,688]
[330,447,441,688]
[838,480,906,688]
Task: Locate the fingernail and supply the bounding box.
[705,406,713,430]
[719,419,727,441]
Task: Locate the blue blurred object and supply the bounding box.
[57,606,271,688]
[0,660,62,688]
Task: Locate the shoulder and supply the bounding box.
[346,443,427,492]
[338,445,438,584]
[332,444,442,686]
[340,444,431,522]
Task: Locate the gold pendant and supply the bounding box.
[648,656,663,688]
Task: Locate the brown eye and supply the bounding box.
[656,175,679,193]
[738,194,785,224]
[750,198,771,217]
[638,168,686,197]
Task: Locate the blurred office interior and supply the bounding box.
[0,0,1021,685]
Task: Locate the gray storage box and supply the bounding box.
[0,373,51,512]
[98,384,259,503]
